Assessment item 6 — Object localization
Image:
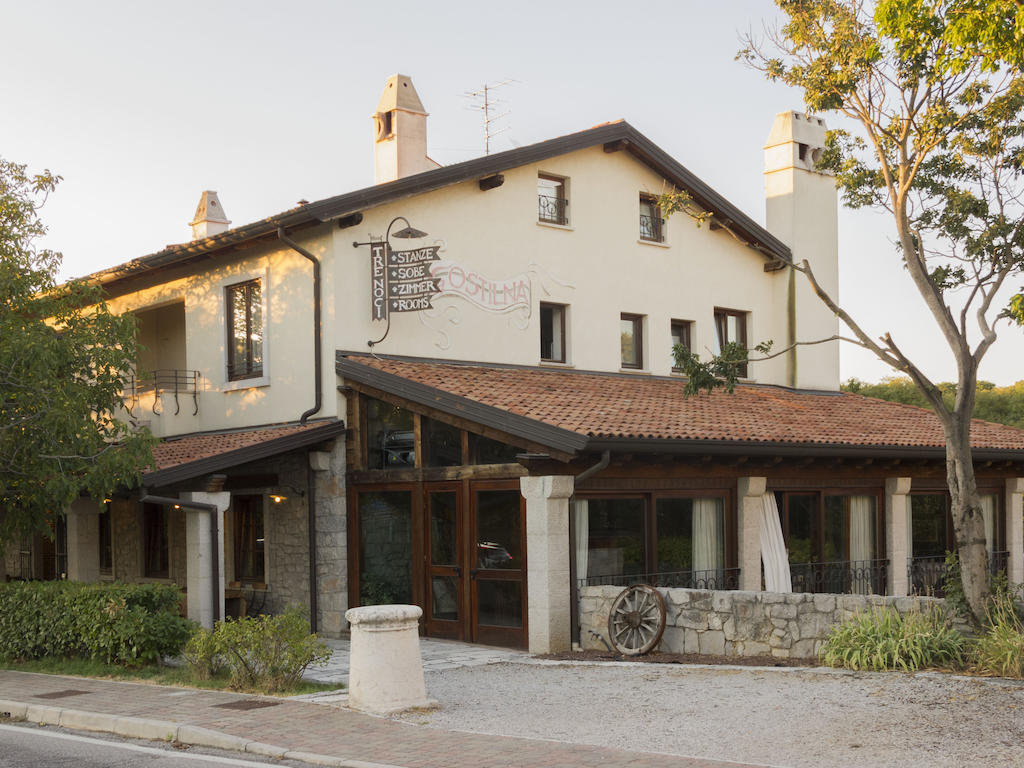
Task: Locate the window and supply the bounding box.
[99,503,113,577]
[365,397,415,470]
[359,491,413,605]
[540,303,566,362]
[670,320,692,372]
[537,174,568,225]
[422,417,462,467]
[226,279,263,381]
[639,196,665,242]
[142,502,169,579]
[233,495,265,584]
[620,313,644,369]
[576,493,732,589]
[713,308,748,378]
[468,433,522,464]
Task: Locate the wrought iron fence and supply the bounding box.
[909,555,948,597]
[538,194,568,225]
[988,549,1009,577]
[639,213,665,242]
[579,567,740,591]
[125,369,201,416]
[788,559,889,595]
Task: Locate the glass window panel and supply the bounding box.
[476,580,522,628]
[786,495,815,565]
[365,397,415,470]
[469,433,521,465]
[423,417,462,467]
[429,491,458,566]
[911,494,948,558]
[540,304,565,362]
[142,503,169,578]
[822,496,846,563]
[358,491,413,605]
[475,490,521,569]
[586,497,645,582]
[431,576,459,621]
[655,498,692,572]
[99,505,113,574]
[233,495,265,583]
[620,315,642,368]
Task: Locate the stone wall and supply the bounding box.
[312,439,347,637]
[579,585,946,659]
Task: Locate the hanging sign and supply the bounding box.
[370,244,442,321]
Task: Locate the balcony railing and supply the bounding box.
[640,213,665,242]
[788,559,890,595]
[579,567,740,591]
[126,369,200,416]
[538,194,568,225]
[989,550,1009,577]
[909,555,948,597]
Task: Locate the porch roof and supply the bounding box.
[335,354,1024,461]
[143,419,346,488]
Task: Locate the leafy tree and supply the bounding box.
[845,376,1024,429]
[666,0,1024,624]
[0,158,153,543]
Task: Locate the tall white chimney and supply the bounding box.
[373,74,441,184]
[190,190,230,241]
[764,111,840,391]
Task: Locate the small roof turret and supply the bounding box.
[190,190,231,241]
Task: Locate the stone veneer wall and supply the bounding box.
[579,585,947,659]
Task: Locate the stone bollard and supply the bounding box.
[344,604,438,714]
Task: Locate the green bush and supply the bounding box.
[0,581,191,665]
[213,605,332,692]
[819,606,967,672]
[972,589,1024,678]
[183,626,225,681]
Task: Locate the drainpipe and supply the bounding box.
[569,450,611,646]
[140,492,221,623]
[306,450,319,634]
[277,227,322,424]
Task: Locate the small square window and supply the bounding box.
[713,308,748,378]
[639,196,665,242]
[670,320,692,372]
[620,313,644,369]
[538,174,568,225]
[540,303,566,363]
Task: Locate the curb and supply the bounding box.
[0,697,406,768]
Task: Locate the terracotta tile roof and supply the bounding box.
[341,356,1024,452]
[146,421,344,483]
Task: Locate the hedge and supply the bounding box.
[0,581,192,664]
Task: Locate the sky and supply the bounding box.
[3,0,1021,386]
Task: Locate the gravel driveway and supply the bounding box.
[396,661,1024,767]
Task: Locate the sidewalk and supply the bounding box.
[0,669,759,768]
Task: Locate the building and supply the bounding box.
[7,75,1024,655]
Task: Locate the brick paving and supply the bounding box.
[0,669,761,768]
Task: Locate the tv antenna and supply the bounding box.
[464,79,517,155]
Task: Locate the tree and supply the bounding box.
[843,376,1024,429]
[665,0,1024,624]
[0,158,154,542]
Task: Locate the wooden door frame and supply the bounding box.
[423,482,466,641]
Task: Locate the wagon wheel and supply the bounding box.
[607,584,666,656]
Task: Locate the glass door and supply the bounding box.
[471,484,527,648]
[425,484,464,640]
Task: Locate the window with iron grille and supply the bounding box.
[537,174,568,225]
[639,196,665,242]
[226,279,263,381]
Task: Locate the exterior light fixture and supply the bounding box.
[270,494,286,504]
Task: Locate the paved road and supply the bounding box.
[0,722,306,768]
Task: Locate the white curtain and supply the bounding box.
[980,494,996,558]
[693,498,723,583]
[760,493,792,593]
[574,499,589,582]
[849,496,874,595]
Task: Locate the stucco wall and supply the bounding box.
[579,585,948,659]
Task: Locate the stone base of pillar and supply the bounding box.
[345,605,438,715]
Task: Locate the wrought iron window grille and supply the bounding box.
[538,194,569,225]
[125,369,201,416]
[639,213,665,242]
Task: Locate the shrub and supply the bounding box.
[183,626,225,680]
[972,588,1024,678]
[214,605,332,692]
[0,581,191,665]
[819,606,967,672]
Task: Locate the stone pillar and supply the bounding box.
[311,444,348,638]
[885,477,912,597]
[345,604,436,715]
[182,491,230,628]
[737,477,767,592]
[65,498,101,583]
[1006,478,1024,584]
[520,475,574,654]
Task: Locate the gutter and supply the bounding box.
[277,228,322,424]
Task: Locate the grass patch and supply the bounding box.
[0,657,341,696]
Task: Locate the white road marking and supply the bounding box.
[0,723,276,766]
